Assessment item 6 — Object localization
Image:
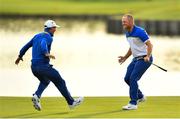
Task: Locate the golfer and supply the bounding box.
[15,20,83,111]
[118,14,153,110]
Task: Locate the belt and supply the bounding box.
[134,55,147,60]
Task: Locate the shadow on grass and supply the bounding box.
[4,111,69,118]
[35,111,70,117]
[3,112,37,118]
[70,109,125,118]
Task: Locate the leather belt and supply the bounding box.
[135,55,147,60]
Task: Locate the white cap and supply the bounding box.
[44,20,60,28]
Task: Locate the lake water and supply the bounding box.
[0,18,180,97]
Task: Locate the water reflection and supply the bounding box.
[0,18,105,33]
[0,18,180,96]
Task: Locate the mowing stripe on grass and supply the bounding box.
[0,96,180,118]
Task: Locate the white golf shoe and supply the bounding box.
[122,103,137,110]
[69,97,84,109]
[137,96,146,104]
[32,94,41,111]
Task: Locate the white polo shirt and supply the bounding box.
[125,25,149,58]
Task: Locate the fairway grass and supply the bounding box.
[0,96,180,118]
[0,0,180,20]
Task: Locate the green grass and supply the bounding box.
[0,96,180,118]
[0,0,180,20]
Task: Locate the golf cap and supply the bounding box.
[44,20,60,28]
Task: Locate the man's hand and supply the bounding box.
[118,56,127,64]
[49,54,55,59]
[15,57,23,65]
[45,53,55,59]
[143,56,150,62]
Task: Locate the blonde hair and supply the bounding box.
[123,14,134,24]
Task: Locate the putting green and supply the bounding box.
[0,96,180,118]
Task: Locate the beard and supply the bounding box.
[123,25,128,30]
[123,25,131,31]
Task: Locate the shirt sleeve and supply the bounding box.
[40,38,49,55]
[19,39,33,58]
[139,29,149,43]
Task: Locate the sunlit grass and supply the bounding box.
[0,0,180,20]
[0,96,180,118]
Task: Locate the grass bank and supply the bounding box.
[0,96,180,118]
[0,0,180,20]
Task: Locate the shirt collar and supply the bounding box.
[44,28,53,37]
[126,25,136,36]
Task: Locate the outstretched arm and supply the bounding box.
[118,48,132,64]
[15,39,33,65]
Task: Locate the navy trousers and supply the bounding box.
[124,56,153,105]
[31,64,74,105]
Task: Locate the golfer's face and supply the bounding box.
[122,16,132,30]
[50,27,56,34]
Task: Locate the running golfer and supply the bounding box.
[15,20,84,111]
[118,14,153,110]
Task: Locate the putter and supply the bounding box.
[149,62,167,72]
[136,56,167,72]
